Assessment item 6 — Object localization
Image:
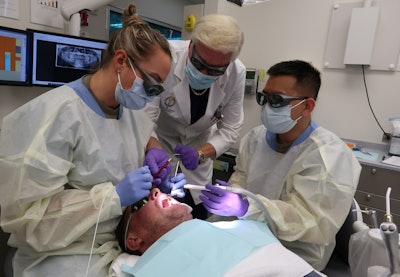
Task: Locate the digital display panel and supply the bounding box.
[30,29,107,87]
[0,26,30,86]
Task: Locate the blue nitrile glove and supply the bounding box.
[115,166,153,206]
[199,179,249,217]
[144,148,171,185]
[174,145,199,170]
[158,173,186,198]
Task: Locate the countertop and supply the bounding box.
[341,138,400,172]
[226,138,400,172]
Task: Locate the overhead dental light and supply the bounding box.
[227,0,270,7]
[61,0,113,36]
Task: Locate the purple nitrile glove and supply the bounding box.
[144,147,171,185]
[158,173,186,198]
[174,145,199,170]
[115,166,153,207]
[199,179,249,217]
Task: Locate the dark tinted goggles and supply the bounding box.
[124,197,148,250]
[256,91,308,108]
[190,46,229,76]
[131,60,164,96]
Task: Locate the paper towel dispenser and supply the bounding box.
[245,68,258,95]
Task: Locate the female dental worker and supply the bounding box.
[144,14,246,218]
[0,4,174,277]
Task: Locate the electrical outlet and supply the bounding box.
[382,133,391,142]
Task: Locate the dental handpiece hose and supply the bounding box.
[184,184,276,235]
[380,187,400,275]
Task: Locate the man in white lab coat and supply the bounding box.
[199,60,362,271]
[144,14,246,218]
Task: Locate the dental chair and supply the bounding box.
[322,198,363,277]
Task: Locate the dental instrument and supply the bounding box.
[152,157,173,179]
[184,184,276,235]
[174,160,180,177]
[167,160,181,197]
[153,154,181,179]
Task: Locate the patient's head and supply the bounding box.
[116,188,193,254]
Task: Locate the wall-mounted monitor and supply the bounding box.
[29,29,107,87]
[0,26,31,86]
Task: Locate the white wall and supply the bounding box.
[206,0,400,149]
[1,0,399,150]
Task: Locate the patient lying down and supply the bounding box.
[110,188,324,277]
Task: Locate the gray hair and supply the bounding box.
[191,14,244,61]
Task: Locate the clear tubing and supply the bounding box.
[184,184,276,235]
[386,187,392,218]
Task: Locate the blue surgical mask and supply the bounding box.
[115,62,154,110]
[260,100,305,133]
[185,59,218,90]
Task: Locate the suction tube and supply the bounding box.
[184,184,276,235]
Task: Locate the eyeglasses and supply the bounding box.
[190,45,229,76]
[256,91,309,108]
[130,59,165,96]
[124,197,147,251]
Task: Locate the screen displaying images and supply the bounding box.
[30,29,107,87]
[0,26,30,86]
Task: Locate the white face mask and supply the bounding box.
[115,61,154,110]
[260,100,305,133]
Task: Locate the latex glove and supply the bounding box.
[199,179,249,217]
[144,148,171,185]
[158,173,186,198]
[115,166,153,206]
[174,145,199,170]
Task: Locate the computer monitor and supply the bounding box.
[29,29,107,87]
[0,26,30,86]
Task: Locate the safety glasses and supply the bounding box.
[130,59,165,96]
[124,198,147,250]
[256,91,309,108]
[190,45,229,76]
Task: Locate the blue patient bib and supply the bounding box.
[121,219,277,277]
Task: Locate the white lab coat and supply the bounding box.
[0,79,154,276]
[144,40,245,202]
[230,124,361,271]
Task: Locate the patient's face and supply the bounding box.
[127,188,193,252]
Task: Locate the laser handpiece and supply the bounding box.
[184,184,276,235]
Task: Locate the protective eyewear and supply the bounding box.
[131,59,165,96]
[124,198,147,251]
[256,91,309,108]
[190,45,229,76]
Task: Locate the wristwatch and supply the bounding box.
[198,150,207,164]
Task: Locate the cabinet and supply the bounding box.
[212,152,236,183]
[355,163,400,227]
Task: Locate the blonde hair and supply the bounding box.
[191,14,244,61]
[100,4,171,67]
